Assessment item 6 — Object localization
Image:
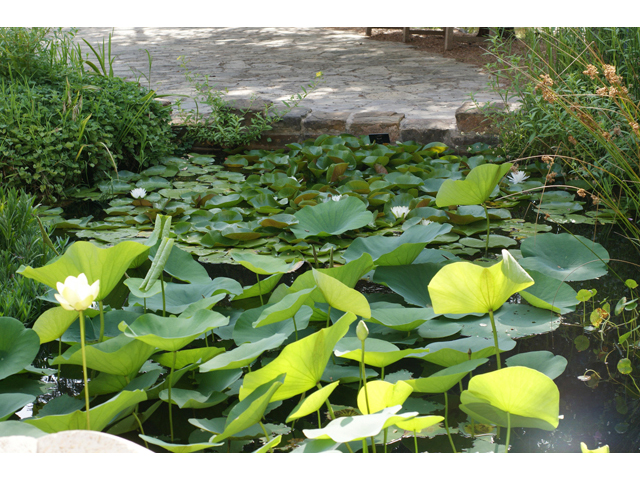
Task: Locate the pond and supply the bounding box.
[7,135,639,453]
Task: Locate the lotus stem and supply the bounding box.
[98,300,105,343]
[259,422,272,452]
[161,277,166,317]
[79,311,91,430]
[414,430,419,453]
[326,306,332,329]
[360,339,372,416]
[443,391,457,453]
[168,350,176,441]
[488,309,502,369]
[483,203,491,257]
[505,412,511,453]
[384,428,388,453]
[257,273,263,305]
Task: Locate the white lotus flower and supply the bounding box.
[55,274,100,312]
[130,187,147,199]
[391,206,410,219]
[329,194,343,202]
[420,219,433,226]
[508,170,530,185]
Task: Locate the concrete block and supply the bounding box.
[347,111,405,143]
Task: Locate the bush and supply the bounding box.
[0,187,68,324]
[0,27,177,201]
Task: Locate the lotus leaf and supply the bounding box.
[0,317,42,379]
[519,270,579,314]
[334,337,429,368]
[312,270,371,318]
[291,196,373,239]
[357,380,413,414]
[18,241,150,301]
[460,366,560,431]
[200,334,287,371]
[405,359,489,393]
[436,163,511,207]
[505,351,567,380]
[519,233,610,282]
[286,381,340,422]
[139,435,222,453]
[429,249,534,314]
[413,336,516,367]
[239,313,356,402]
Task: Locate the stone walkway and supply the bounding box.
[75,27,504,148]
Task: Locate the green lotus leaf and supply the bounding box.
[313,270,371,318]
[239,313,356,402]
[221,223,262,241]
[408,359,489,394]
[357,380,413,414]
[303,405,416,443]
[394,415,445,433]
[334,337,428,369]
[369,304,436,331]
[154,347,225,369]
[136,176,170,190]
[413,336,516,367]
[260,214,299,229]
[139,435,222,453]
[384,172,425,189]
[0,317,41,380]
[254,435,282,453]
[291,196,374,239]
[17,241,150,301]
[200,334,287,371]
[373,262,444,307]
[89,369,162,396]
[457,303,562,339]
[189,417,283,441]
[232,274,284,301]
[213,374,285,443]
[124,277,163,299]
[417,319,463,339]
[254,288,316,328]
[51,334,156,377]
[505,351,567,380]
[120,310,229,351]
[0,421,47,438]
[460,366,560,431]
[436,163,511,207]
[519,233,610,282]
[459,235,517,249]
[290,254,374,303]
[342,223,453,266]
[159,388,228,409]
[429,249,534,314]
[24,390,147,433]
[286,381,340,422]
[520,270,579,314]
[232,252,298,275]
[130,280,238,314]
[0,393,35,421]
[233,305,309,344]
[156,243,212,284]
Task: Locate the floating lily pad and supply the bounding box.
[0,317,41,380]
[505,351,567,380]
[519,233,610,282]
[291,196,373,239]
[520,270,579,314]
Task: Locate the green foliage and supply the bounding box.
[0,27,177,201]
[0,187,67,324]
[174,56,323,148]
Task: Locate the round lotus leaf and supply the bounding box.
[405,358,488,393]
[291,196,374,239]
[0,317,42,380]
[519,233,610,282]
[519,270,579,314]
[436,163,511,207]
[457,303,561,339]
[505,351,567,380]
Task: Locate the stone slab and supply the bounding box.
[347,112,405,143]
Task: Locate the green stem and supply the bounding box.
[292,315,298,341]
[79,311,91,430]
[381,366,385,381]
[143,297,147,315]
[505,412,511,453]
[483,203,491,257]
[414,430,419,453]
[132,411,148,449]
[488,309,502,369]
[57,337,61,383]
[317,409,322,428]
[361,340,371,416]
[257,273,263,306]
[161,277,166,317]
[443,391,457,453]
[259,421,271,449]
[168,350,176,441]
[384,428,388,453]
[98,301,105,343]
[326,306,332,329]
[362,439,368,453]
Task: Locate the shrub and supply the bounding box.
[0,187,68,324]
[0,27,177,201]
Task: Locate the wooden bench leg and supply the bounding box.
[403,27,411,43]
[444,27,454,51]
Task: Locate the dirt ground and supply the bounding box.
[328,27,525,72]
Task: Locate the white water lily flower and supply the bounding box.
[391,206,410,219]
[420,219,433,226]
[508,170,530,185]
[130,187,147,199]
[329,194,343,202]
[55,274,100,312]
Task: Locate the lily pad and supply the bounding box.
[519,233,610,282]
[436,163,511,207]
[291,196,374,239]
[405,359,488,393]
[505,351,567,380]
[520,270,579,314]
[0,317,41,380]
